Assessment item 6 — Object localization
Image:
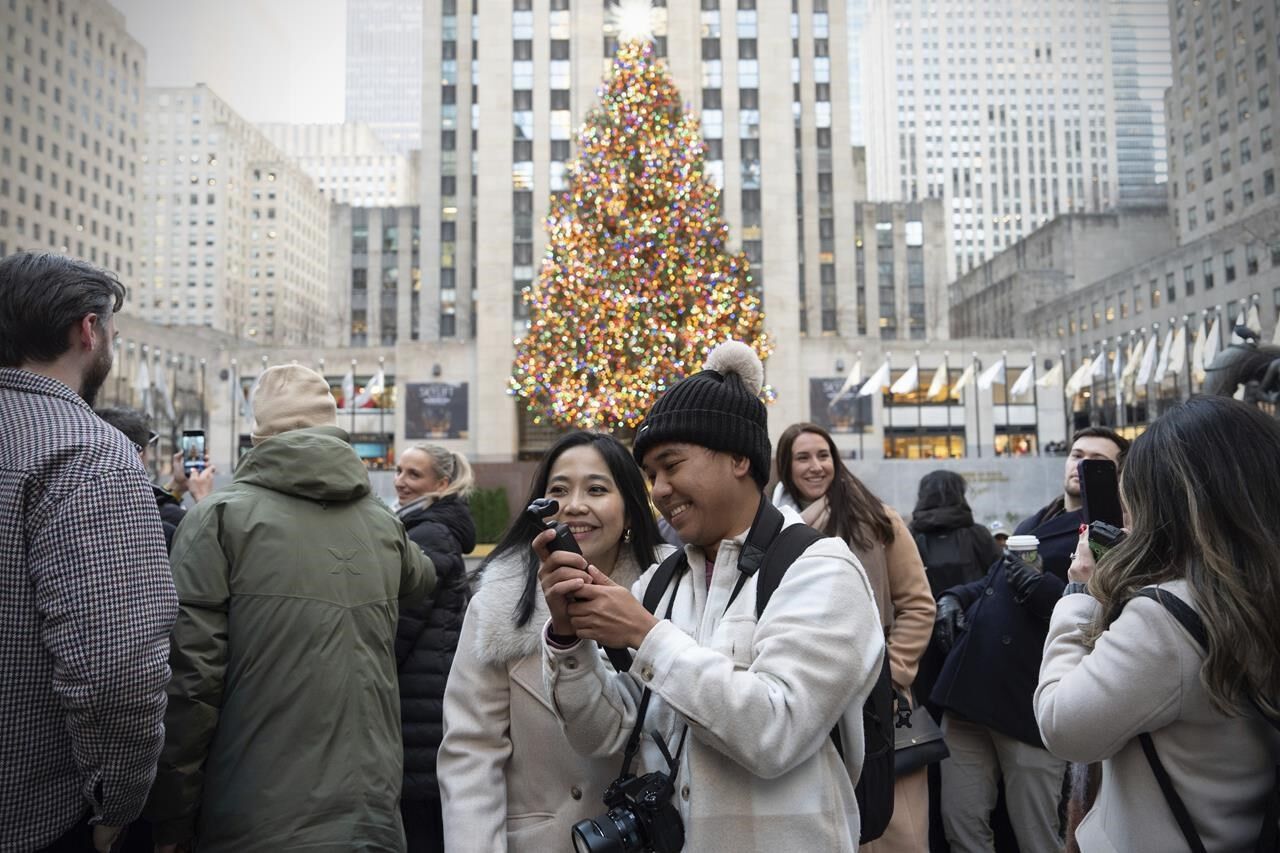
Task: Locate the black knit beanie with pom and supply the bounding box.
[633,341,770,488]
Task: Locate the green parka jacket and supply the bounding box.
[146,426,435,851]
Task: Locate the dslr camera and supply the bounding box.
[570,770,685,853]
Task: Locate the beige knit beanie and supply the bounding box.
[250,364,338,445]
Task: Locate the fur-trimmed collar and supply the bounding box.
[469,548,652,666]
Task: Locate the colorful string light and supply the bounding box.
[510,39,772,429]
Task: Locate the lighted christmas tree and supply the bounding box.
[509,18,771,430]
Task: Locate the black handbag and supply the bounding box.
[893,702,950,776]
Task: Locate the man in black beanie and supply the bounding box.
[537,341,885,852]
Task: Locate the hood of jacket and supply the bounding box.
[233,425,371,503]
[469,547,650,666]
[910,504,976,533]
[399,495,478,554]
[153,483,181,509]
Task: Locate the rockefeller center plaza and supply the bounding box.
[2,0,1280,852]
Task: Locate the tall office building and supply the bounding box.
[1165,0,1277,246]
[846,0,868,146]
[258,122,418,207]
[345,0,422,154]
[0,0,144,274]
[421,0,872,458]
[1110,0,1174,208]
[138,85,330,345]
[863,0,1123,276]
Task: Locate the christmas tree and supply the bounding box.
[509,31,771,430]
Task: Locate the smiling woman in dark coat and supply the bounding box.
[393,443,477,853]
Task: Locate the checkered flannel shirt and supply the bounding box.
[0,368,177,850]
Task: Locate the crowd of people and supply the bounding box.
[3,248,1279,853]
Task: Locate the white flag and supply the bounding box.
[153,362,176,422]
[240,370,257,421]
[926,362,949,400]
[134,359,153,417]
[1065,360,1093,396]
[1190,320,1207,383]
[1112,348,1125,387]
[950,364,976,396]
[1167,325,1187,376]
[1036,361,1063,388]
[1247,304,1261,337]
[1008,365,1035,398]
[1089,350,1108,380]
[1202,315,1220,370]
[341,368,355,410]
[857,359,891,397]
[355,368,385,408]
[1231,308,1248,345]
[890,364,919,395]
[977,358,1006,391]
[1135,334,1158,385]
[829,359,864,407]
[1123,339,1144,382]
[1153,327,1174,382]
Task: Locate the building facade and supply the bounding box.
[1110,0,1174,208]
[258,122,418,207]
[862,0,1130,275]
[330,204,422,347]
[950,210,1175,338]
[853,199,951,339]
[137,85,330,345]
[1165,0,1278,246]
[345,0,422,154]
[0,0,144,274]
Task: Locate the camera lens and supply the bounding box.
[571,808,645,853]
[571,818,622,853]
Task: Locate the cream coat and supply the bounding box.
[437,549,654,852]
[543,507,885,852]
[1037,581,1280,852]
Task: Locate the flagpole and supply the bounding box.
[885,353,894,459]
[229,358,238,467]
[350,358,358,437]
[1001,350,1010,455]
[378,355,387,469]
[972,352,982,459]
[856,349,864,460]
[1060,348,1070,446]
[1182,314,1194,401]
[943,352,955,458]
[1030,351,1040,455]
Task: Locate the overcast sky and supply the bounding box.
[114,0,347,124]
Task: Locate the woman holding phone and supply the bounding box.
[1036,396,1280,852]
[438,431,667,852]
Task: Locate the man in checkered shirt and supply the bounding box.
[0,252,178,851]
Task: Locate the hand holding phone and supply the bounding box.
[181,430,206,474]
[525,497,582,556]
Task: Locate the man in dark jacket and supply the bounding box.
[146,365,436,852]
[96,406,216,550]
[931,427,1128,852]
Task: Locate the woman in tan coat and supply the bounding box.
[773,422,936,852]
[1036,396,1280,852]
[438,431,667,852]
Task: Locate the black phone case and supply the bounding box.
[1079,460,1123,527]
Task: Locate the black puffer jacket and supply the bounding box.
[152,485,185,551]
[395,495,477,803]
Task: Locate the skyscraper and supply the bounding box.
[345,0,422,154]
[0,0,145,275]
[259,123,417,206]
[863,0,1123,276]
[1110,0,1173,208]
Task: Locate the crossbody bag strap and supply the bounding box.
[1139,732,1209,853]
[621,564,688,778]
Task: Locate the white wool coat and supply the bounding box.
[543,506,885,852]
[438,548,658,852]
[1037,581,1280,852]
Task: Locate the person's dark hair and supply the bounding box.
[95,406,153,448]
[776,422,894,551]
[480,431,663,628]
[1071,425,1131,467]
[1087,396,1280,719]
[913,470,972,516]
[0,252,126,367]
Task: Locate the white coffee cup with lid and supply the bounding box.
[1006,534,1041,570]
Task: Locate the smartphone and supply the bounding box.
[181,430,206,474]
[1078,459,1123,527]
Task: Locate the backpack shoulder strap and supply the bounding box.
[643,549,688,614]
[1138,732,1209,853]
[1135,587,1209,652]
[754,522,825,617]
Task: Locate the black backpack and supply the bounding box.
[1126,588,1280,853]
[639,499,897,844]
[912,528,989,598]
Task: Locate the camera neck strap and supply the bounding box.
[620,564,688,780]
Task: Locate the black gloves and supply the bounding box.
[934,594,967,653]
[1002,552,1043,605]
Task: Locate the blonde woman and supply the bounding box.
[1037,396,1280,851]
[393,444,476,853]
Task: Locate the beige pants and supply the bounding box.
[861,765,929,853]
[939,713,1066,853]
